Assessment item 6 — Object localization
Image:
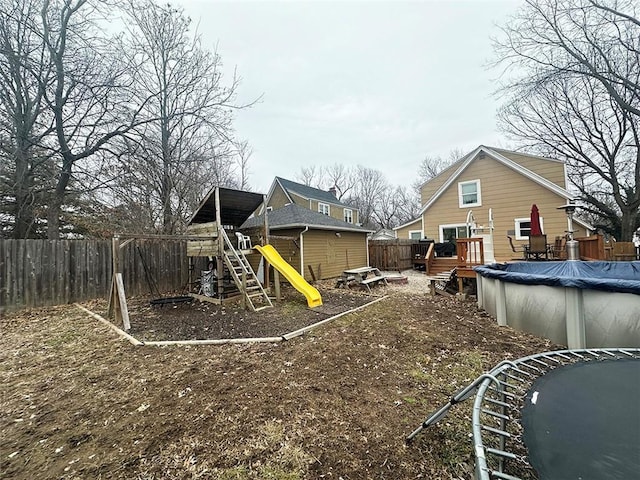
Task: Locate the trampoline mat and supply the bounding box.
[521,358,640,480]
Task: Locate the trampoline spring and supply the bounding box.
[484,397,510,408]
[481,409,509,421]
[568,351,588,360]
[598,350,619,358]
[489,469,524,480]
[509,366,534,378]
[518,362,543,374]
[503,371,529,383]
[584,349,604,358]
[487,387,518,400]
[555,352,573,360]
[530,357,553,368]
[495,380,527,394]
[485,447,518,460]
[619,349,638,358]
[544,352,567,363]
[480,424,511,438]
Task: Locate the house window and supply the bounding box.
[318,202,330,216]
[458,180,481,208]
[409,230,422,240]
[439,223,469,243]
[515,217,544,240]
[344,208,353,224]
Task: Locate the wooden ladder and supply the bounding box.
[221,230,273,312]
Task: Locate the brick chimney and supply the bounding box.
[328,186,337,197]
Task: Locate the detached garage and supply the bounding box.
[241,203,372,281]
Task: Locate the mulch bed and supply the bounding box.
[89,283,380,342]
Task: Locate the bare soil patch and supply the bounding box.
[116,283,378,342]
[1,279,558,479]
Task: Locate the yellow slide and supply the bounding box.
[254,244,323,308]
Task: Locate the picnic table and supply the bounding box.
[336,266,388,292]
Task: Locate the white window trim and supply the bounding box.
[408,230,422,240]
[458,179,482,208]
[439,223,469,243]
[515,217,544,240]
[344,208,353,224]
[318,202,330,216]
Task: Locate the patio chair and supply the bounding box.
[235,231,252,250]
[527,234,548,260]
[552,236,566,260]
[507,235,526,259]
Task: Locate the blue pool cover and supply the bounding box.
[521,358,640,480]
[474,261,640,295]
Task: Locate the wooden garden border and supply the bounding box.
[79,295,388,346]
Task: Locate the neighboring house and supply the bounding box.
[394,145,593,262]
[371,228,396,241]
[242,203,372,281]
[393,219,424,240]
[264,177,359,226]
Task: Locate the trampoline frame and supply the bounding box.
[407,348,640,480]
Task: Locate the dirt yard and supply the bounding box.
[1,275,557,479]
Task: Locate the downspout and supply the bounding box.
[300,226,309,276]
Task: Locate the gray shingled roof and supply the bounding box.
[241,203,372,233]
[276,177,350,207]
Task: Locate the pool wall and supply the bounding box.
[475,262,640,349]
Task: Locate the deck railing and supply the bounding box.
[456,237,484,269]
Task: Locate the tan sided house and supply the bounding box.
[242,203,372,281]
[264,177,360,226]
[394,146,592,262]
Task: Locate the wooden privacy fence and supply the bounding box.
[1,239,190,314]
[368,239,418,271]
[575,235,605,261]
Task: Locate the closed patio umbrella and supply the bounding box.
[530,204,542,236]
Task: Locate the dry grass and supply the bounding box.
[0,286,556,480]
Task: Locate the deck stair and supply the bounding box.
[221,230,273,312]
[429,258,458,276]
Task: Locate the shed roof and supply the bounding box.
[188,187,265,227]
[273,177,350,207]
[242,203,372,233]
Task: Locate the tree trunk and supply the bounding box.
[47,159,72,239]
[13,149,36,239]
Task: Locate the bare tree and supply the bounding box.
[0,0,55,238]
[323,163,356,200]
[296,165,324,188]
[394,185,421,226]
[412,148,464,194]
[371,185,404,229]
[346,166,388,229]
[494,0,640,240]
[234,140,252,191]
[38,0,158,239]
[498,73,639,239]
[120,0,247,234]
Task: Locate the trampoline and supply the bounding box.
[407,348,640,480]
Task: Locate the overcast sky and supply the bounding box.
[174,0,523,194]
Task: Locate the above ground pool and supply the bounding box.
[474,261,640,348]
[407,348,640,480]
